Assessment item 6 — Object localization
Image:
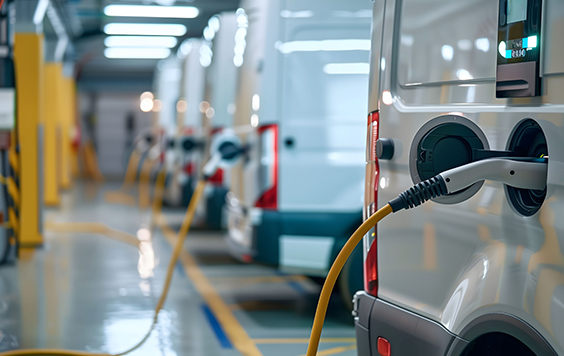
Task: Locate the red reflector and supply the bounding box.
[207,168,224,185]
[184,162,195,175]
[364,239,378,296]
[242,254,252,263]
[377,337,391,356]
[255,186,277,209]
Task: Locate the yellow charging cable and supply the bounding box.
[0,173,208,356]
[121,150,141,190]
[306,204,393,356]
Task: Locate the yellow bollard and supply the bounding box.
[14,33,44,246]
[121,150,140,190]
[59,76,74,190]
[138,158,156,209]
[43,63,62,206]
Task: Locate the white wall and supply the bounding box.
[80,93,153,178]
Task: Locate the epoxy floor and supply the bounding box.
[0,182,356,356]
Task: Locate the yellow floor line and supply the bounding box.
[104,191,137,206]
[254,338,356,344]
[159,214,263,356]
[301,344,356,356]
[45,221,140,247]
[210,275,308,286]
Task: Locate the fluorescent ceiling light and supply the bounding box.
[104,47,171,59]
[323,62,370,75]
[104,5,199,19]
[104,36,178,48]
[278,39,370,54]
[104,23,186,36]
[33,0,49,25]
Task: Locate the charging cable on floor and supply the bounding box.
[305,157,548,356]
[0,144,244,356]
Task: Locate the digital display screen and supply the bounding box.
[507,0,527,24]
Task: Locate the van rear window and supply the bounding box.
[397,0,497,87]
[281,27,370,124]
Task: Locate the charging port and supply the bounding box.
[505,119,547,216]
[409,114,490,204]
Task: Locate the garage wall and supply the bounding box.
[79,93,153,179]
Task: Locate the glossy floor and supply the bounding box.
[0,182,356,356]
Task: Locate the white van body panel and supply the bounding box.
[154,57,181,135]
[231,0,371,213]
[205,12,238,130]
[181,40,205,132]
[370,0,564,353]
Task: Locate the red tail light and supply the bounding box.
[255,124,278,209]
[184,162,195,175]
[209,127,224,185]
[207,168,224,185]
[364,111,380,296]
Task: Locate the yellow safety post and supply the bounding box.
[138,158,156,209]
[82,140,104,182]
[43,62,62,206]
[122,150,141,190]
[59,75,73,189]
[14,33,44,246]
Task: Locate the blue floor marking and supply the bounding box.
[287,280,307,295]
[175,261,186,277]
[201,304,233,349]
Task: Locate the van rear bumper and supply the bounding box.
[353,291,468,356]
[226,198,361,274]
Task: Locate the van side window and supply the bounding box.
[397,0,497,87]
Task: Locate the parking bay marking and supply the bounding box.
[159,214,263,356]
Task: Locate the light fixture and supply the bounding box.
[153,99,163,112]
[250,114,259,127]
[104,47,171,59]
[105,36,178,48]
[140,91,154,101]
[104,23,187,36]
[382,90,393,106]
[177,99,188,113]
[104,5,199,19]
[140,98,154,112]
[323,62,370,75]
[252,94,260,111]
[441,45,454,61]
[277,39,370,54]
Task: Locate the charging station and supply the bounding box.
[496,0,543,97]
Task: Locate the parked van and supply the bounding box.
[225,0,372,299]
[176,39,206,208]
[200,12,239,229]
[355,0,564,355]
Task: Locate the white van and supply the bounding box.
[200,12,239,229]
[175,39,206,208]
[355,0,564,355]
[225,0,372,297]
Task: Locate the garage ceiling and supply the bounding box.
[56,0,241,91]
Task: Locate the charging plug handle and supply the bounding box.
[202,142,247,180]
[440,157,547,193]
[389,157,547,212]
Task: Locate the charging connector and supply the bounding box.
[306,156,548,356]
[389,157,547,212]
[202,141,247,180]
